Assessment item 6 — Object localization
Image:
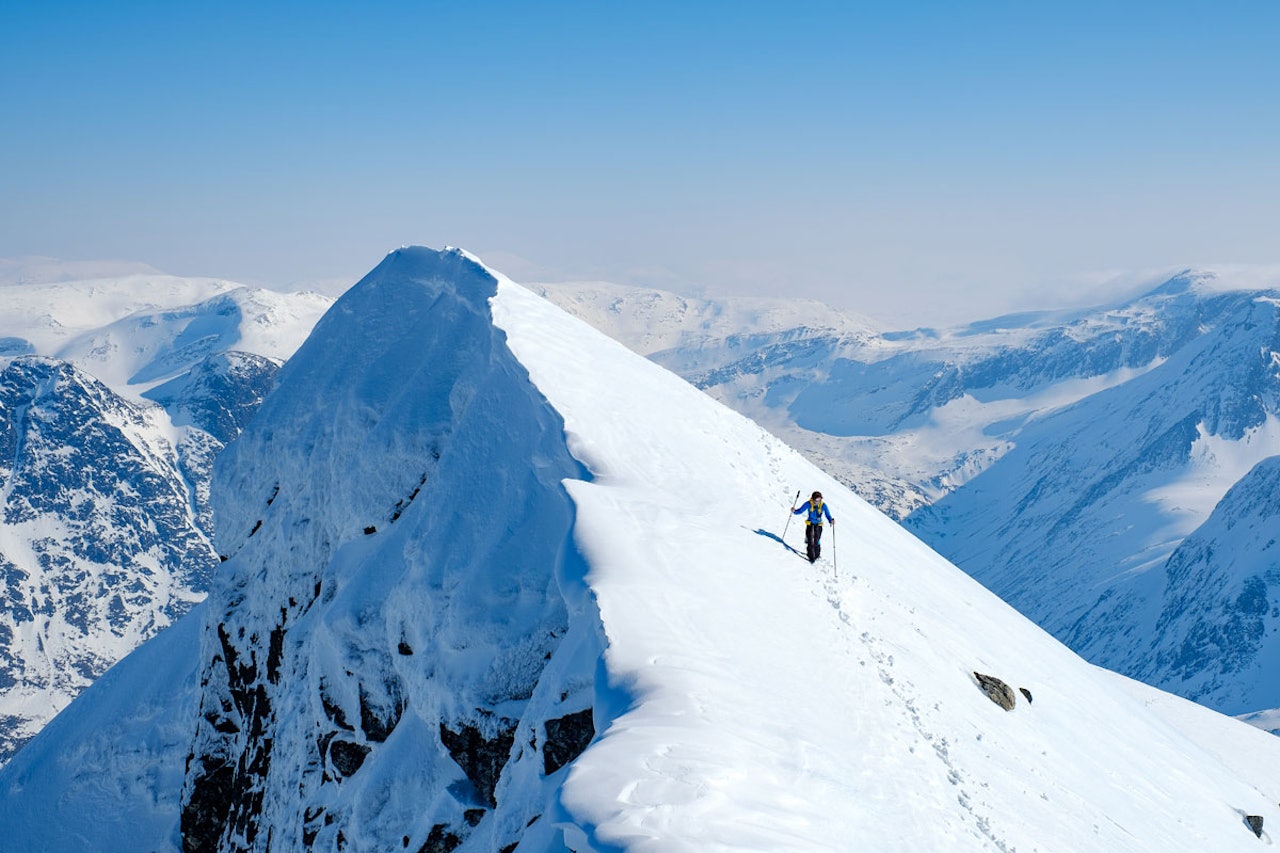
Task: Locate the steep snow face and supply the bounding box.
[0,358,214,763]
[6,249,1280,852]
[493,267,1280,851]
[182,249,595,852]
[1130,455,1280,712]
[0,606,204,846]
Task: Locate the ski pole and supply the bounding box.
[781,490,801,541]
[832,521,837,577]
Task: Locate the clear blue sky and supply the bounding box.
[2,1,1277,325]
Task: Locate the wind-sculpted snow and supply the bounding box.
[6,249,1280,852]
[182,249,596,851]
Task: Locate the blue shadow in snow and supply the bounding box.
[753,528,803,557]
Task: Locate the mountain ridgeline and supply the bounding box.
[540,273,1280,717]
[5,248,1280,852]
[0,277,329,764]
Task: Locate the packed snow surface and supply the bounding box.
[2,249,1277,851]
[491,258,1280,851]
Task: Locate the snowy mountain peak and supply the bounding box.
[0,270,332,769]
[3,248,1280,851]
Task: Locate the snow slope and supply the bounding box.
[541,272,1280,720]
[3,248,1278,851]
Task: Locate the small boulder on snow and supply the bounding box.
[974,672,1017,711]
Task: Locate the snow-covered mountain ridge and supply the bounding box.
[540,269,1280,720]
[0,270,332,764]
[4,248,1279,851]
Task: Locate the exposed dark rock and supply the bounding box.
[303,806,325,847]
[1019,687,1033,704]
[390,474,427,522]
[499,845,518,853]
[0,357,222,762]
[974,672,1017,710]
[182,620,277,848]
[203,711,240,735]
[329,738,370,778]
[398,640,414,656]
[180,756,234,853]
[360,681,405,743]
[1247,814,1264,837]
[543,708,595,775]
[319,679,354,731]
[364,525,377,535]
[267,620,285,685]
[440,720,517,808]
[463,808,486,827]
[142,350,280,445]
[418,823,462,853]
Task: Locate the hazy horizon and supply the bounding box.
[3,2,1277,326]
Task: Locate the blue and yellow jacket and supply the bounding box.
[794,498,834,526]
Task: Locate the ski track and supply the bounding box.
[788,542,1015,852]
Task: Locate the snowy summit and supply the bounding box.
[2,247,1278,851]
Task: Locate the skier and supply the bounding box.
[794,490,834,563]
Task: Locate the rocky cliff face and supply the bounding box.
[0,357,215,761]
[1130,455,1280,712]
[0,277,327,766]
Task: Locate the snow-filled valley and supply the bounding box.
[3,248,1278,851]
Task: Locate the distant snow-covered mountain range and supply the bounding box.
[3,248,1278,852]
[536,270,1280,719]
[0,269,332,762]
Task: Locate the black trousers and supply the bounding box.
[805,523,824,562]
